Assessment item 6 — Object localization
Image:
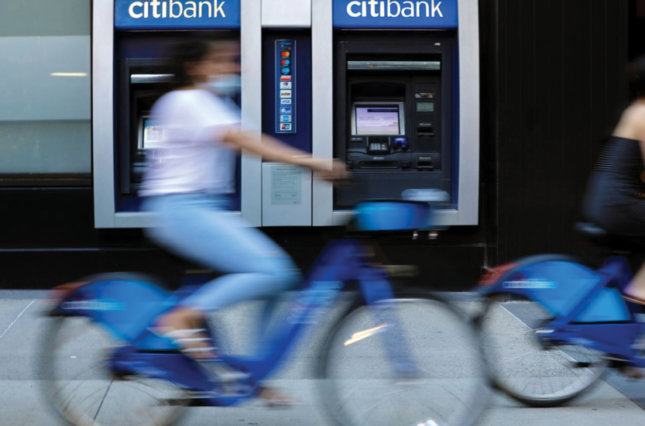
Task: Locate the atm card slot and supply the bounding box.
[417,124,434,136]
[358,161,400,169]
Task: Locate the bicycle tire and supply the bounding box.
[38,315,189,426]
[476,293,608,407]
[317,291,489,426]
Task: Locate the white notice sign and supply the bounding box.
[271,165,301,205]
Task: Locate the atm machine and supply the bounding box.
[312,0,479,226]
[334,32,455,207]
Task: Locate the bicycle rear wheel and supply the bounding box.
[39,316,189,426]
[477,294,608,407]
[318,292,488,426]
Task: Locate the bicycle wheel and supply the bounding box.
[477,294,608,407]
[318,292,488,426]
[39,316,189,426]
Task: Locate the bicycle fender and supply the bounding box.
[478,254,579,297]
[46,273,173,342]
[478,255,631,321]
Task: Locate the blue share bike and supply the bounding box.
[475,221,645,407]
[38,200,489,426]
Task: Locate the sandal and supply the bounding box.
[258,386,300,408]
[619,364,645,379]
[152,327,218,360]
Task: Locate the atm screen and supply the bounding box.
[354,105,401,135]
[139,117,165,149]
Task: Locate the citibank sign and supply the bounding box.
[333,0,458,28]
[115,0,240,29]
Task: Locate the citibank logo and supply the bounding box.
[128,0,227,19]
[346,0,444,18]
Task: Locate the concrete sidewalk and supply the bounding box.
[0,290,644,426]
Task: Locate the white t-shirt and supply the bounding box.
[140,89,240,197]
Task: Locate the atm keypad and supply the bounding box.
[368,142,390,154]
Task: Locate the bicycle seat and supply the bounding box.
[354,200,434,231]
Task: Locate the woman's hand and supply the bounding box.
[309,158,351,183]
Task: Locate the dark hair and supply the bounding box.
[628,55,645,101]
[168,39,212,88]
[166,38,239,89]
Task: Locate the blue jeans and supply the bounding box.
[142,194,301,339]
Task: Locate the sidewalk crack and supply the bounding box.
[0,299,36,341]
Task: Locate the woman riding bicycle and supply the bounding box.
[582,55,645,304]
[139,38,348,400]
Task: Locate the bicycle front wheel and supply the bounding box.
[318,292,488,426]
[477,294,608,407]
[39,315,189,426]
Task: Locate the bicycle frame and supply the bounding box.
[48,238,412,406]
[479,254,645,367]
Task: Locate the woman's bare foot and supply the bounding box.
[624,265,645,304]
[622,284,645,305]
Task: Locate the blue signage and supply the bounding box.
[333,0,457,29]
[115,0,240,29]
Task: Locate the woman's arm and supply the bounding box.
[221,129,348,179]
[614,102,645,167]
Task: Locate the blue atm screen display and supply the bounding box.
[115,0,240,29]
[356,106,400,135]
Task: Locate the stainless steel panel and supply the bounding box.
[453,0,480,226]
[92,0,116,228]
[241,0,263,226]
[262,0,311,28]
[311,0,336,226]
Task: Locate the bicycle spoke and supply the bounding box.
[478,295,607,406]
[318,294,488,426]
[40,317,189,426]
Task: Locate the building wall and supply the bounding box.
[484,0,630,265]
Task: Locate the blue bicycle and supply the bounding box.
[476,222,645,407]
[38,200,488,426]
